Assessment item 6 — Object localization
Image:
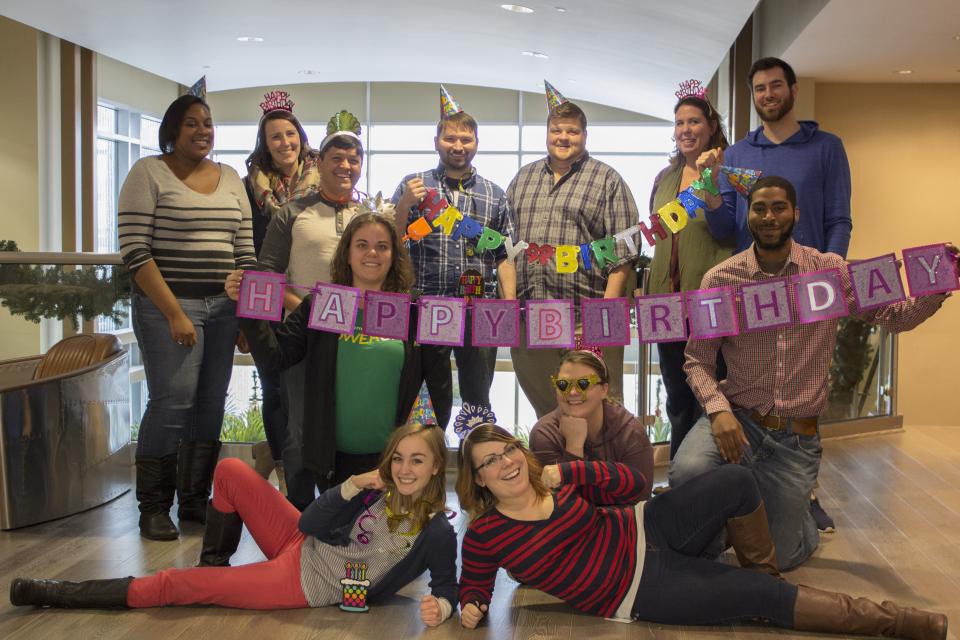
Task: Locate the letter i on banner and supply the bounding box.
[308,283,362,334]
[525,300,574,349]
[581,298,631,346]
[685,286,740,340]
[237,271,285,321]
[471,299,520,347]
[362,290,412,340]
[739,277,792,332]
[847,253,906,312]
[417,296,466,346]
[791,268,848,324]
[635,293,687,343]
[901,243,960,296]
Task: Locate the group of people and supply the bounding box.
[8,55,957,639]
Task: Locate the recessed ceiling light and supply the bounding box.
[298,70,320,75]
[501,4,534,13]
[896,69,913,75]
[555,6,567,11]
[236,36,264,43]
[201,65,211,69]
[521,50,549,59]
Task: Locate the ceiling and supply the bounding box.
[0,0,758,119]
[783,0,960,83]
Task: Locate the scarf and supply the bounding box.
[248,148,323,220]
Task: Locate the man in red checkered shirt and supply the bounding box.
[668,175,957,570]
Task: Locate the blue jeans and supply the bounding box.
[634,465,797,626]
[667,409,821,570]
[133,293,238,458]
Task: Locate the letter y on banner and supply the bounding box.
[902,243,960,296]
[472,299,520,347]
[526,300,574,349]
[237,271,285,321]
[417,296,466,346]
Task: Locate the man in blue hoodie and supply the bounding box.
[698,57,852,258]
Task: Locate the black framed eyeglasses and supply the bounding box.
[474,442,521,473]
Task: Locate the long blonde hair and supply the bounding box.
[456,424,550,522]
[376,423,447,533]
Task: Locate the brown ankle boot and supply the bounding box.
[725,502,782,578]
[793,585,947,639]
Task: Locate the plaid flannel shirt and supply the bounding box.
[392,165,515,299]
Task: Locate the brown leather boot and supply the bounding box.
[725,502,782,578]
[793,584,947,639]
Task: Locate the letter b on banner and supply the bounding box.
[526,300,574,349]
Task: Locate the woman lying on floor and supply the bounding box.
[10,423,457,626]
[457,423,947,640]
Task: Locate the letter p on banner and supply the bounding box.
[237,270,285,321]
[417,296,466,346]
[362,290,411,340]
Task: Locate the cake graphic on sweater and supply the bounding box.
[340,562,370,612]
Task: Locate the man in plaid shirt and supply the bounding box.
[393,108,517,410]
[507,100,639,417]
[669,175,956,570]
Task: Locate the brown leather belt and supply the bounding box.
[742,408,819,437]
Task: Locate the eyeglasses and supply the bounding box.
[474,442,522,473]
[551,374,602,398]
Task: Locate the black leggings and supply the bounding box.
[632,465,798,627]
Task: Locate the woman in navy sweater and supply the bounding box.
[457,424,946,639]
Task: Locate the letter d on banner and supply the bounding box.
[526,300,574,349]
[237,271,285,322]
[417,296,466,346]
[791,268,848,325]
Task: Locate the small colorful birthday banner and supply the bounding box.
[238,243,957,346]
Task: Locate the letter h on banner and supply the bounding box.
[237,271,285,322]
[740,277,792,332]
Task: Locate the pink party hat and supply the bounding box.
[544,80,568,111]
[440,85,464,119]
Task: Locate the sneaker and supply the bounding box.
[809,496,836,533]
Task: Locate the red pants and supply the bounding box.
[127,458,309,609]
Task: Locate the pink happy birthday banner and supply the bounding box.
[236,243,959,346]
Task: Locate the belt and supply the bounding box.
[739,408,819,437]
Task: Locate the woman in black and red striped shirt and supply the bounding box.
[456,424,946,639]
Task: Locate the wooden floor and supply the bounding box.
[1,425,958,640]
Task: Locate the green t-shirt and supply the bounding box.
[334,309,405,454]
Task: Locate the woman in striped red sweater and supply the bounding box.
[456,424,946,639]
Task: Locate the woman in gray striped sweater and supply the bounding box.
[117,94,256,541]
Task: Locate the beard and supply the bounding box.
[755,92,795,123]
[750,217,795,251]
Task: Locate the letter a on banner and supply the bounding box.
[581,298,631,346]
[526,300,574,349]
[740,278,792,332]
[636,293,686,343]
[308,283,361,334]
[417,296,466,346]
[848,253,906,312]
[362,290,411,340]
[472,299,520,347]
[685,286,739,340]
[901,243,960,296]
[791,268,848,324]
[237,271,285,321]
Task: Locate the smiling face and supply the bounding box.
[264,118,301,173]
[555,361,608,420]
[319,144,362,200]
[546,116,586,165]
[747,186,798,251]
[674,103,715,160]
[471,440,530,502]
[435,121,478,173]
[751,66,797,123]
[175,103,214,161]
[348,221,393,290]
[390,433,440,500]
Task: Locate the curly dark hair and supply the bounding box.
[329,213,414,292]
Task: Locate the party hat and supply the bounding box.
[319,109,363,151]
[440,85,464,119]
[186,76,206,99]
[544,79,568,111]
[720,166,763,198]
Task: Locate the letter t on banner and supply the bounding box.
[848,253,906,312]
[417,296,466,346]
[685,286,740,340]
[236,271,285,321]
[307,283,361,334]
[635,293,687,343]
[740,277,792,332]
[791,268,848,324]
[362,290,412,340]
[525,300,574,349]
[902,243,960,296]
[581,298,631,346]
[471,299,520,347]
